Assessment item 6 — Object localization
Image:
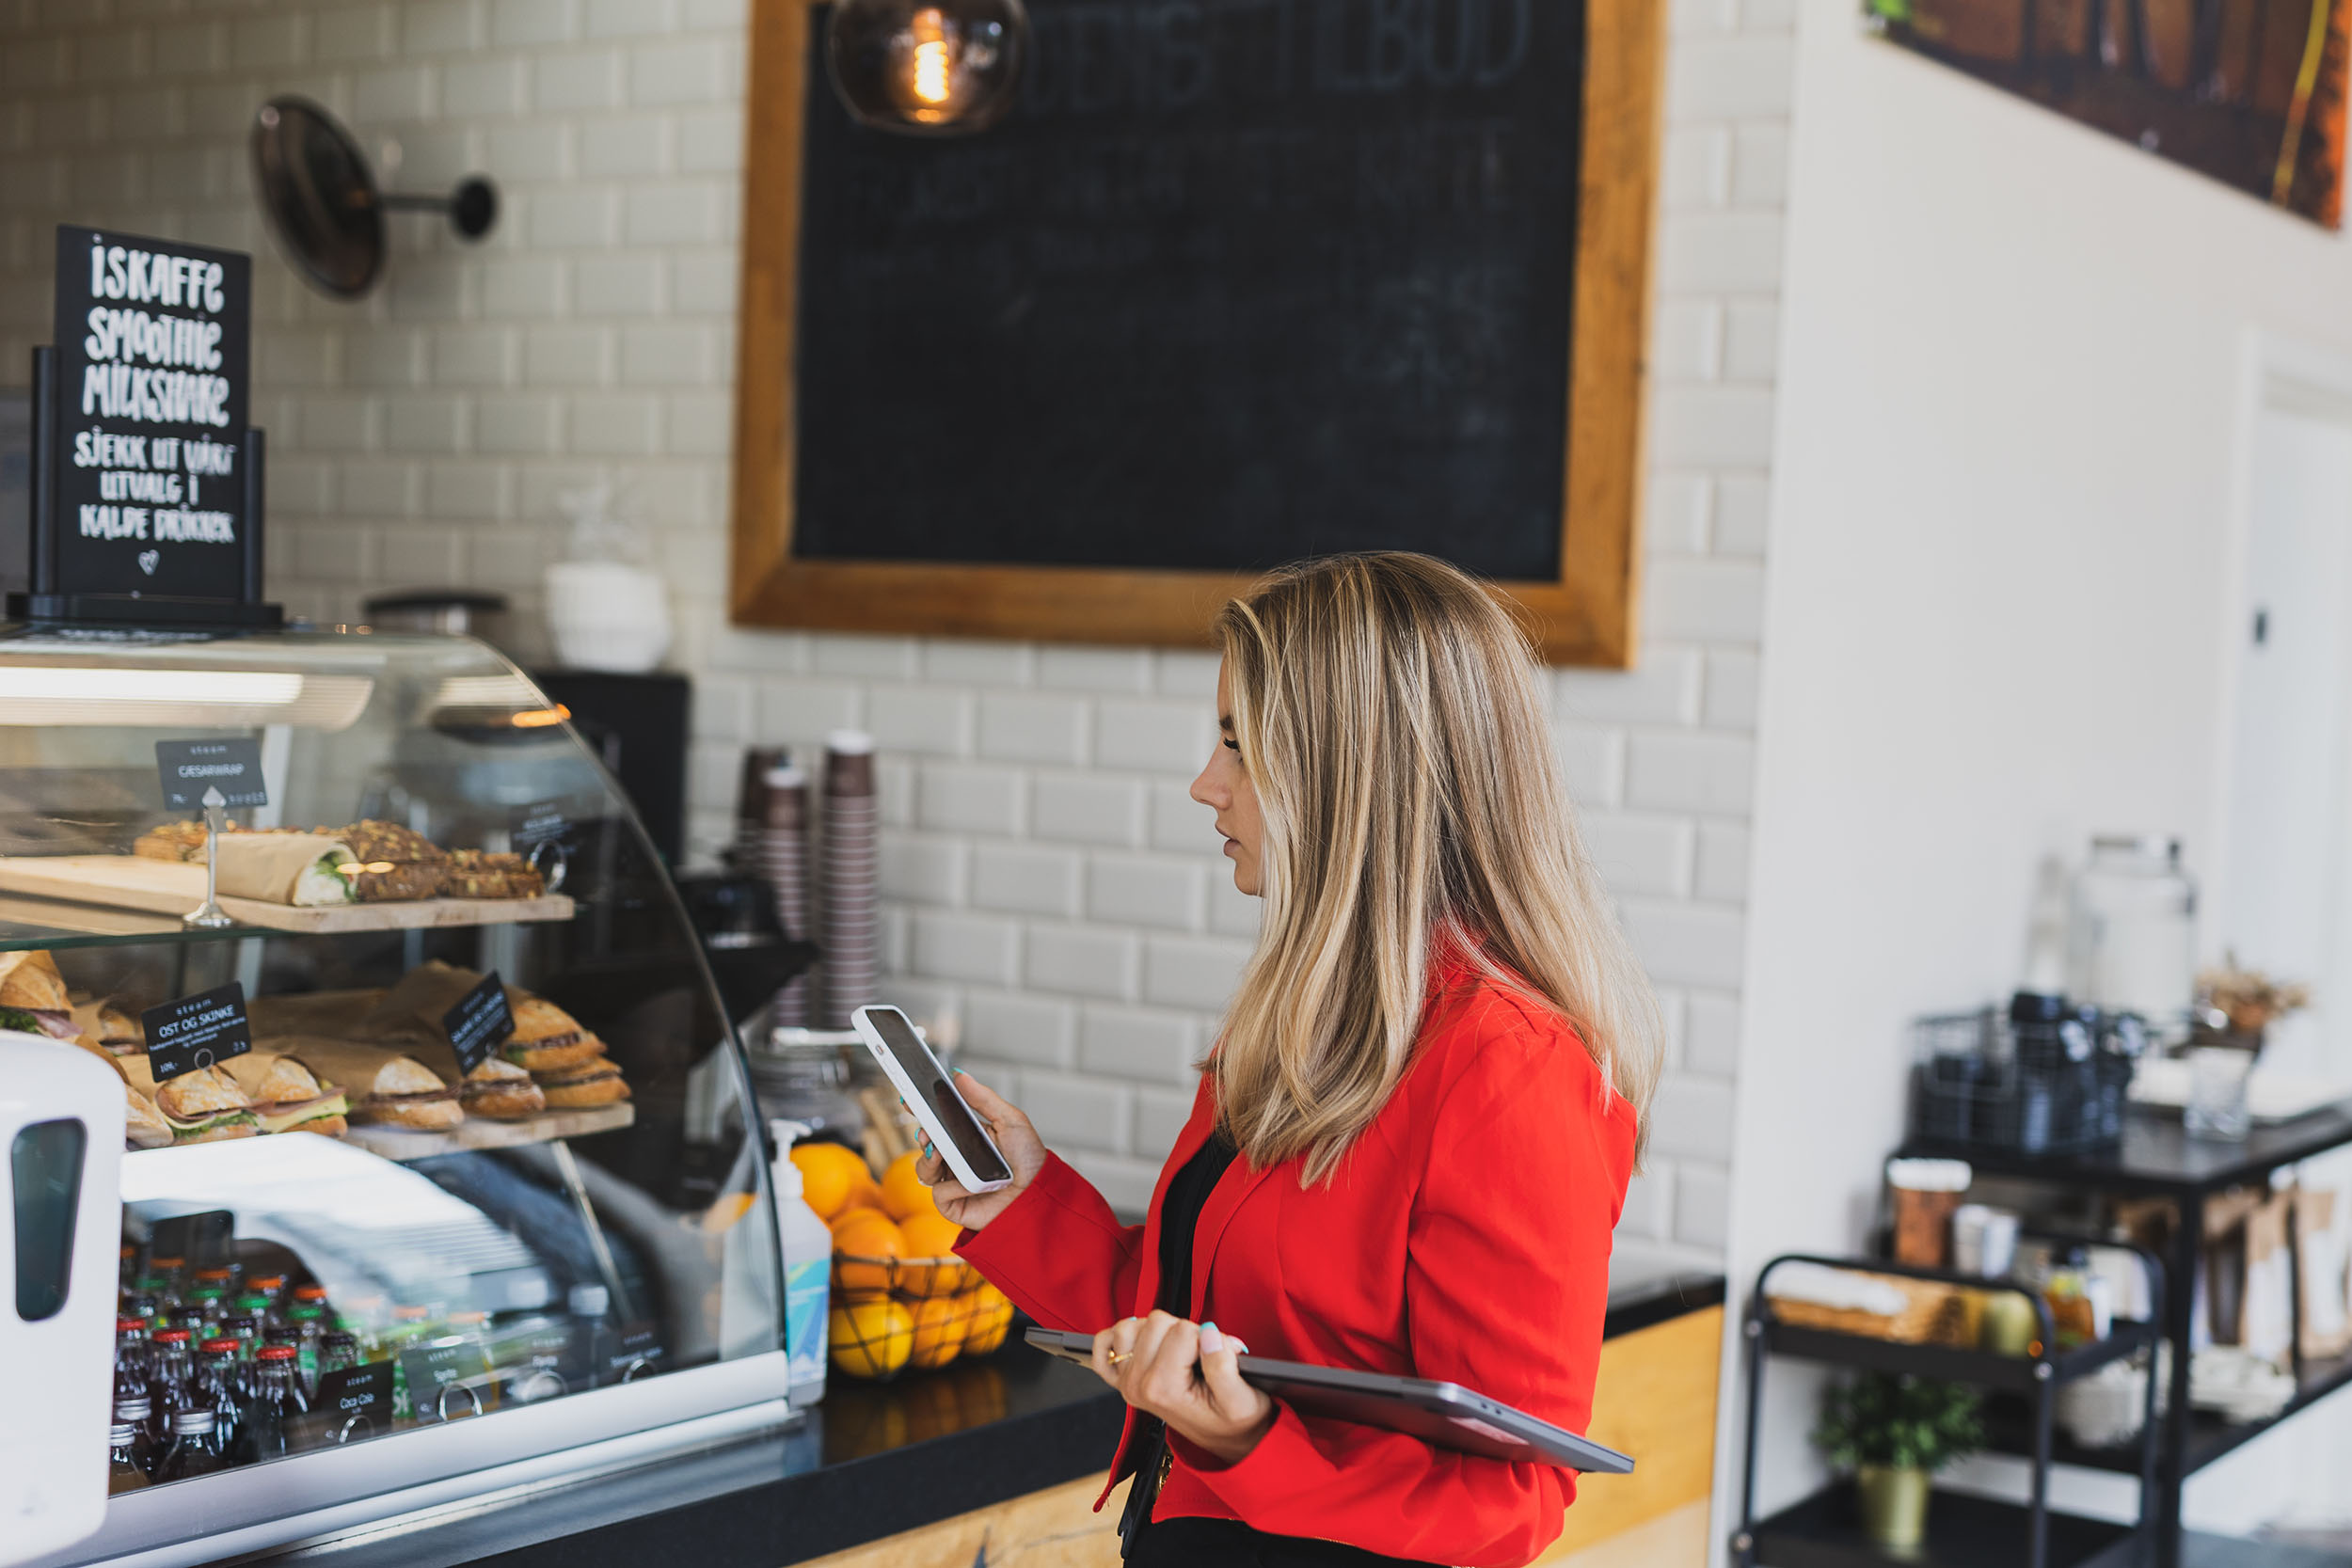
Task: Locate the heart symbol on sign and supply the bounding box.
[138,549,160,575]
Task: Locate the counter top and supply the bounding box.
[263,1269,1727,1568]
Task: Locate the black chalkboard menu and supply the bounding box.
[732,0,1660,664]
[14,224,278,626]
[796,0,1578,581]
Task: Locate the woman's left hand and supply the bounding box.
[1092,1310,1276,1465]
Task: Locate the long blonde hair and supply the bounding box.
[1212,553,1663,1183]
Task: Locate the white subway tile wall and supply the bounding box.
[0,0,1784,1265]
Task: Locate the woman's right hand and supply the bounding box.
[914,1072,1046,1230]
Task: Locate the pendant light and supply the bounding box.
[825,0,1028,135]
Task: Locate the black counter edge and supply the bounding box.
[464,1390,1126,1568]
[1602,1272,1725,1338]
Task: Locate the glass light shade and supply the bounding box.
[826,0,1028,135]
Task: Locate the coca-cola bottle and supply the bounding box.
[241,1345,311,1462]
[146,1327,196,1432]
[196,1338,246,1449]
[152,1408,228,1482]
[114,1315,151,1404]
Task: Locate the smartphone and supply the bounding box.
[850,1005,1014,1193]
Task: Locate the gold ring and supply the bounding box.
[1106,1350,1132,1367]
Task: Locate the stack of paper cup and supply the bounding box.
[736,747,785,865]
[759,761,814,1027]
[820,731,878,1026]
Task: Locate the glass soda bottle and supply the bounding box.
[149,1257,187,1308]
[196,1338,246,1454]
[152,1407,228,1482]
[146,1327,196,1430]
[113,1395,160,1473]
[246,1275,287,1319]
[114,1315,151,1403]
[107,1422,150,1495]
[241,1345,310,1462]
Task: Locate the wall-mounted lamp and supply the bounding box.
[826,0,1028,135]
[249,96,498,299]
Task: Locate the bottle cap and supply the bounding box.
[294,1284,328,1302]
[152,1328,191,1344]
[118,1315,146,1333]
[199,1337,240,1354]
[151,1257,184,1270]
[110,1424,137,1445]
[170,1409,216,1434]
[250,1275,285,1290]
[393,1304,432,1322]
[115,1397,151,1420]
[257,1345,297,1362]
[569,1283,610,1317]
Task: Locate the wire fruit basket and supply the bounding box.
[829,1268,1015,1381]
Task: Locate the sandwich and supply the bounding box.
[332,822,446,902]
[215,833,360,908]
[441,848,545,900]
[224,1054,349,1137]
[501,999,607,1072]
[94,1001,144,1056]
[124,1089,173,1150]
[151,1066,261,1144]
[349,1054,464,1131]
[535,1058,629,1110]
[460,1055,547,1120]
[0,951,79,1039]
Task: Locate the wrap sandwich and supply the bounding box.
[214,833,360,908]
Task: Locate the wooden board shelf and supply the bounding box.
[0,854,573,933]
[342,1103,634,1161]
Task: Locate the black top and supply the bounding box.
[1124,1130,1439,1568]
[1899,1101,2352,1199]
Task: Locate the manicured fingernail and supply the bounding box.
[1199,1322,1224,1353]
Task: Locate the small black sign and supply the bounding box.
[511,800,568,850]
[142,981,251,1083]
[155,736,266,812]
[608,1323,664,1381]
[51,227,252,601]
[442,970,515,1076]
[399,1338,497,1422]
[313,1358,395,1434]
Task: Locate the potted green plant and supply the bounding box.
[1812,1373,1983,1549]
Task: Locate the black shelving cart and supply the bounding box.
[1734,1252,2164,1568]
[1899,1104,2352,1568]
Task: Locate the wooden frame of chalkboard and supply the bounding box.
[731,0,1662,665]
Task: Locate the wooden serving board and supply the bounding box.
[0,856,573,933]
[342,1102,634,1161]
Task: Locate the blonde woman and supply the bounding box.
[923,553,1661,1567]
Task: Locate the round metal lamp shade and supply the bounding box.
[249,96,385,299]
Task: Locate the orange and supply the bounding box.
[830,1210,905,1294]
[880,1150,943,1223]
[791,1143,876,1221]
[895,1212,969,1296]
[829,1296,913,1378]
[907,1294,970,1369]
[961,1282,1015,1355]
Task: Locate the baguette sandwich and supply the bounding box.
[124,1089,174,1150]
[501,998,608,1072]
[534,1057,629,1109]
[0,951,80,1040]
[94,1001,144,1056]
[224,1053,349,1137]
[461,1055,548,1120]
[349,1054,465,1131]
[152,1066,260,1144]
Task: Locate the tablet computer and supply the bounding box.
[1025,1328,1633,1474]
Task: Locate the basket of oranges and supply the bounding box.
[789,1141,1017,1381]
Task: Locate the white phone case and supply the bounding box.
[850,1006,1013,1194]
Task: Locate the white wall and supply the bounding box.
[0,0,1795,1252]
[1724,0,2352,1530]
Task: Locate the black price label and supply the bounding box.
[442,970,515,1076]
[608,1323,663,1380]
[399,1339,497,1421]
[316,1358,394,1420]
[143,981,251,1083]
[155,736,266,812]
[50,227,253,602]
[512,800,568,850]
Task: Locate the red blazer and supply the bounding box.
[956,955,1637,1567]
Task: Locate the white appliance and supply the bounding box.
[0,1034,123,1566]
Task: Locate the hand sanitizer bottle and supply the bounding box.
[770,1120,831,1407]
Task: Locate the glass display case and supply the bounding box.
[0,628,787,1568]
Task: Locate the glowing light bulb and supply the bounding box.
[827,0,1027,136]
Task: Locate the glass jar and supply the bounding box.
[743,1029,866,1140]
[2067,835,2198,1043]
